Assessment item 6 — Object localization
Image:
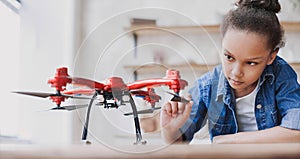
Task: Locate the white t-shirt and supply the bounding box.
[235,83,259,132]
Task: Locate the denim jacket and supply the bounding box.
[181,56,300,142]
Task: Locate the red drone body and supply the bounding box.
[46,67,188,108]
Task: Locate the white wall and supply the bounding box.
[16,0,79,145]
[0,2,20,137]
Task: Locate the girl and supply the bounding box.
[161,0,300,144]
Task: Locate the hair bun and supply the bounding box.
[236,0,281,13]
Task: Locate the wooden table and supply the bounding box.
[1,143,300,159]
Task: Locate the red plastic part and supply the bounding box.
[48,67,72,91]
[131,88,161,106]
[144,88,161,106]
[71,77,127,92]
[72,77,105,90]
[106,77,127,91]
[62,89,95,96]
[49,96,66,106]
[127,69,188,93]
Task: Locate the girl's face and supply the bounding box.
[221,29,277,98]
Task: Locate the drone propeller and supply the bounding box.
[123,107,161,116]
[50,104,89,111]
[12,91,91,99]
[165,91,190,103]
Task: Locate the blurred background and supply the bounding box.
[0,0,299,146]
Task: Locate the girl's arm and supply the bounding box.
[213,126,300,144]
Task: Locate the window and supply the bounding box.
[0,0,20,137]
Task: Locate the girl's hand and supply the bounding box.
[160,100,193,133]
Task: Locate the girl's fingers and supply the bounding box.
[177,102,186,114]
[163,102,172,116]
[163,100,192,118]
[170,101,178,117]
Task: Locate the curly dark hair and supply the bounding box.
[221,0,285,52]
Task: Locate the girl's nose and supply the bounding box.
[231,63,243,77]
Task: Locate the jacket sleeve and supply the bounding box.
[180,79,208,142]
[275,63,300,130]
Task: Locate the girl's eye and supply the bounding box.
[224,54,233,61]
[246,62,258,66]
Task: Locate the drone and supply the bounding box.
[13,67,188,144]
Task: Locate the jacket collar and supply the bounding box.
[260,64,275,86]
[216,69,232,105]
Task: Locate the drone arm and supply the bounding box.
[127,79,171,89]
[72,77,106,90]
[127,69,188,93]
[127,78,187,93]
[62,89,95,96]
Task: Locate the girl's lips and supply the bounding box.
[230,78,243,85]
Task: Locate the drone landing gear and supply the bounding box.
[133,118,146,145]
[81,92,97,144]
[81,92,146,145]
[129,95,146,145]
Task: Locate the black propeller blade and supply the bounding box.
[12,91,53,98]
[50,104,89,111]
[165,91,190,103]
[12,91,91,99]
[124,107,161,116]
[60,94,92,100]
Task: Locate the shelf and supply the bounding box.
[125,22,300,36]
[290,63,300,72]
[281,22,300,32]
[124,63,217,75]
[125,25,220,36]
